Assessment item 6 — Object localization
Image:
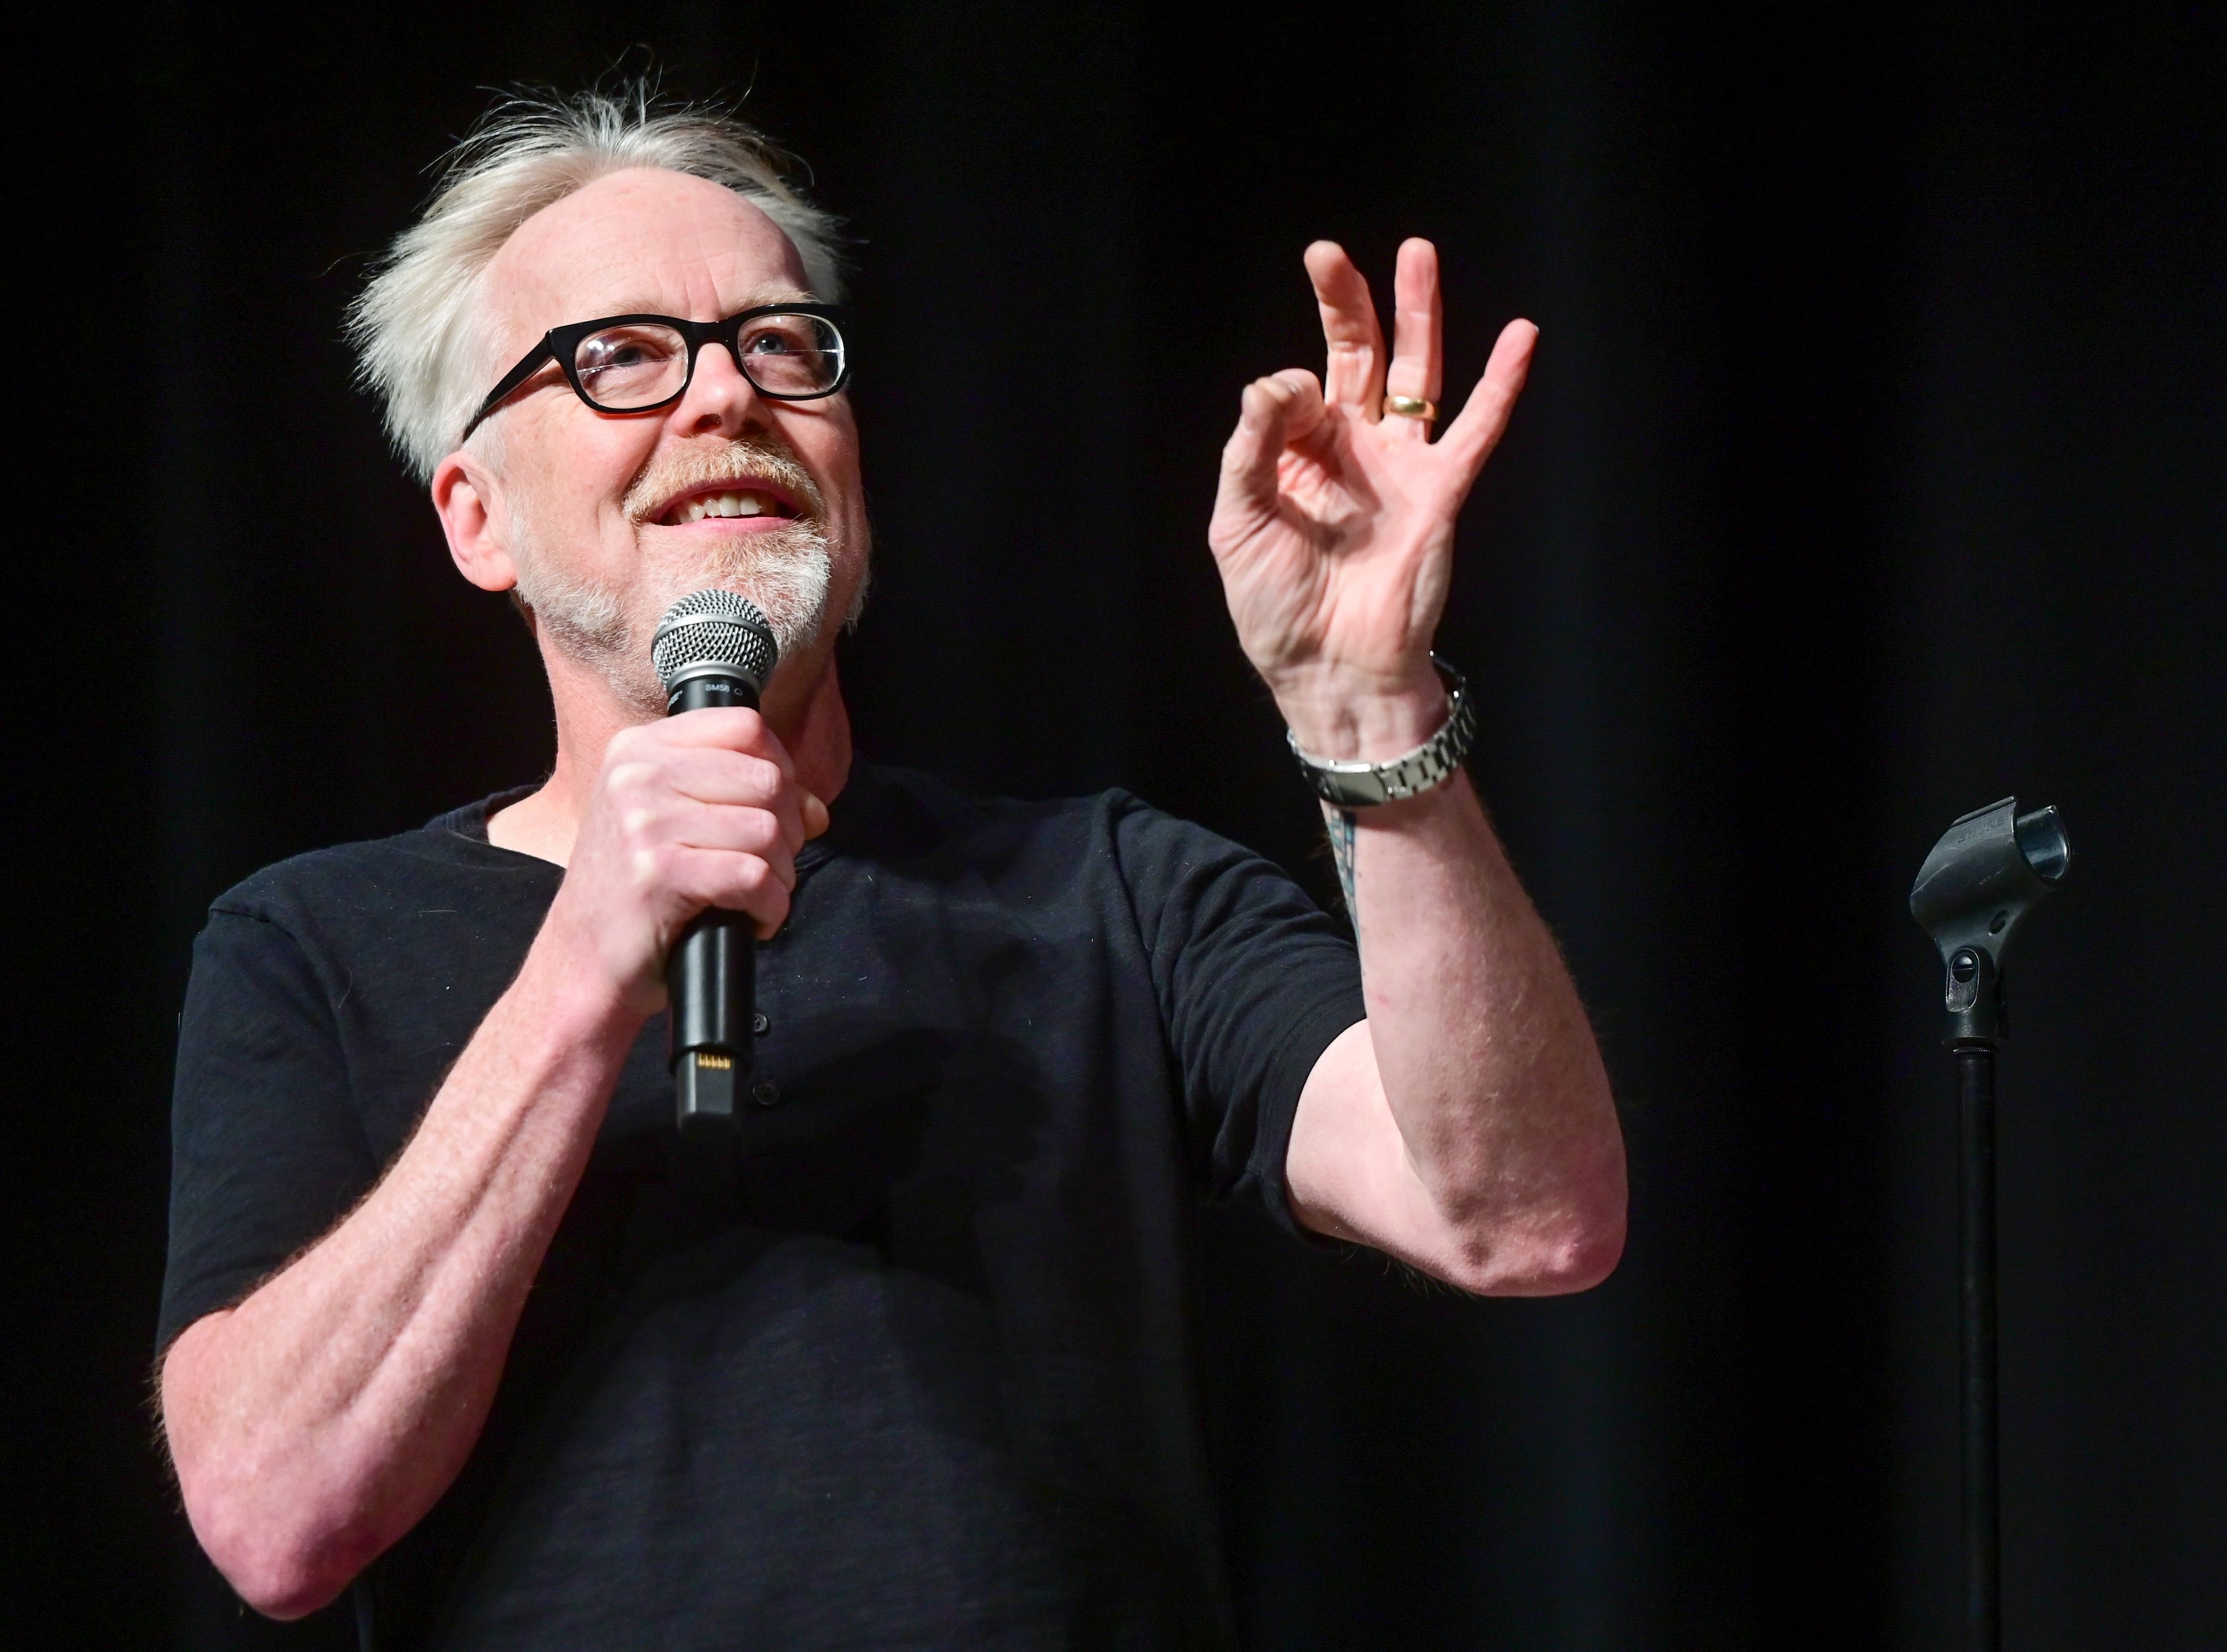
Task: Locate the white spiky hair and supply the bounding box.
[345,82,844,481]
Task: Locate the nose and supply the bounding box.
[672,335,771,439]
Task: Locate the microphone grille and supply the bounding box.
[652,589,779,694]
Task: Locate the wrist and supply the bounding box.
[513,920,655,1054]
[1270,660,1449,762]
[1284,656,1477,811]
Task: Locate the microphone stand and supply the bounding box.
[1910,798,2070,1652]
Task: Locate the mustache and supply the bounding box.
[620,435,829,527]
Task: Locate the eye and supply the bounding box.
[570,324,690,408]
[578,328,681,372]
[732,314,843,395]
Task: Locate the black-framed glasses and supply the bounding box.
[462,304,850,440]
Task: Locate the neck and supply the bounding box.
[488,643,853,866]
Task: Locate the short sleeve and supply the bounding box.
[1112,800,1365,1229]
[158,907,380,1354]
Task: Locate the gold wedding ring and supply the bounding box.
[1382,394,1437,421]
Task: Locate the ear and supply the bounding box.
[431,448,518,594]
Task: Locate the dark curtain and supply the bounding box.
[10,3,2222,1646]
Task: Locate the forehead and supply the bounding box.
[482,168,811,344]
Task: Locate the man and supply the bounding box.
[158,86,1624,1649]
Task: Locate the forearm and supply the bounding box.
[161,942,642,1617]
[1290,757,1624,1292]
[1341,777,1620,1229]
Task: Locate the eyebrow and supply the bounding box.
[592,286,817,317]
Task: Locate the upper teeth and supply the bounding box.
[678,489,778,523]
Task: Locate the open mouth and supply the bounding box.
[653,481,807,527]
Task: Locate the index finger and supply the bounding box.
[1303,241,1387,416]
[655,706,796,776]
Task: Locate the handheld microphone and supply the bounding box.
[652,589,780,1138]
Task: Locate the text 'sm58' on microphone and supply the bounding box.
[652,590,779,1138]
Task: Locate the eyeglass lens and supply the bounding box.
[571,313,844,409]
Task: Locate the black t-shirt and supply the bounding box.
[161,761,1363,1651]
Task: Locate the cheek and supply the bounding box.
[791,412,865,515]
[512,408,659,544]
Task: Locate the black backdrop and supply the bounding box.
[11,3,2223,1647]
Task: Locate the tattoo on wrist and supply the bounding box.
[1326,807,1357,914]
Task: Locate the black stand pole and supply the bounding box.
[1956,1043,1999,1652]
[1910,796,2070,1652]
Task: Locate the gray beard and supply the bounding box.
[510,518,858,718]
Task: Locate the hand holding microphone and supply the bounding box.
[532,590,818,1135]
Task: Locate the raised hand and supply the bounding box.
[1208,237,1536,758]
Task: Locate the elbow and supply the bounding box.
[188,1491,365,1620]
[1544,1206,1627,1294]
[176,1457,373,1620]
[1438,1160,1628,1298]
[1462,1099,1630,1296]
[1444,1208,1625,1297]
[163,1331,378,1619]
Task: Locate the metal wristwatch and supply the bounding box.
[1287,657,1477,808]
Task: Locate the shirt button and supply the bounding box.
[752,1012,770,1036]
[751,1079,781,1109]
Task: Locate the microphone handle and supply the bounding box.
[666,672,759,1138]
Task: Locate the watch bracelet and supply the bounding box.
[1286,658,1475,808]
